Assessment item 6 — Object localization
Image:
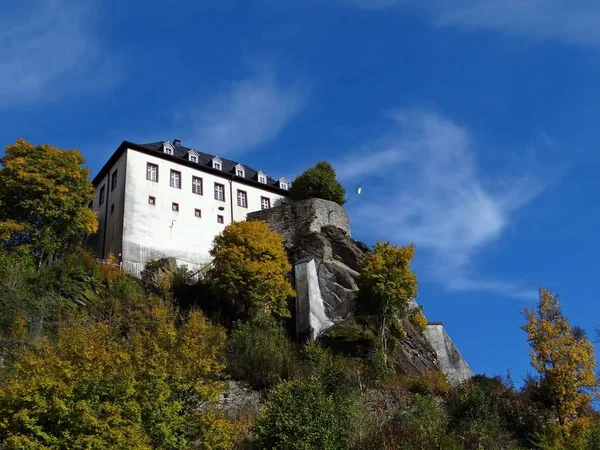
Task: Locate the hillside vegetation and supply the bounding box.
[1,140,599,449]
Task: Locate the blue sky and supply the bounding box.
[2,0,600,382]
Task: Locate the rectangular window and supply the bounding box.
[195,208,202,218]
[217,215,224,224]
[172,202,179,212]
[281,182,288,190]
[237,190,247,208]
[192,176,203,195]
[213,162,222,170]
[190,154,198,163]
[170,170,181,189]
[148,196,156,205]
[261,196,271,210]
[258,175,267,184]
[164,146,173,155]
[99,185,105,206]
[214,183,225,201]
[111,170,118,191]
[236,168,244,177]
[147,163,158,182]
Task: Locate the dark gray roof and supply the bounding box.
[139,140,284,187]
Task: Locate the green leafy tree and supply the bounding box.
[355,242,418,367]
[522,287,599,439]
[207,221,295,322]
[288,161,346,205]
[0,139,98,265]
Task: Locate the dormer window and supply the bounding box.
[163,142,174,155]
[235,164,245,178]
[212,156,223,170]
[257,170,267,184]
[279,177,288,190]
[188,150,199,163]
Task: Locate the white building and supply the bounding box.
[87,139,289,275]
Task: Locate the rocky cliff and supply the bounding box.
[247,199,472,383]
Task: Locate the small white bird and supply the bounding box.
[357,187,362,195]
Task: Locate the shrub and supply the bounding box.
[141,257,194,300]
[355,394,460,450]
[288,161,346,205]
[446,378,515,450]
[0,307,227,449]
[409,308,428,332]
[252,378,350,450]
[226,318,297,389]
[405,371,450,397]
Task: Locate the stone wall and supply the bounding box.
[247,198,350,248]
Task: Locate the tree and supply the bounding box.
[207,221,295,322]
[0,306,229,449]
[521,287,599,438]
[0,139,98,265]
[288,161,346,205]
[355,242,418,368]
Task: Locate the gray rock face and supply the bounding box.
[247,198,350,246]
[425,324,474,386]
[391,321,441,376]
[249,199,364,338]
[249,198,471,381]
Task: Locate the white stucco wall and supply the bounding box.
[87,152,128,259]
[117,148,286,276]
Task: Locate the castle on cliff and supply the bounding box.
[88,140,473,384]
[86,139,289,276]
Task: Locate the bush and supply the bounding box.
[405,371,450,397]
[409,308,428,333]
[288,161,346,205]
[355,394,460,450]
[446,377,515,449]
[252,378,350,450]
[0,307,227,449]
[226,318,297,389]
[141,257,194,300]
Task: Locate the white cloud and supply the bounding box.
[338,110,545,299]
[345,0,600,46]
[189,69,307,156]
[0,0,120,105]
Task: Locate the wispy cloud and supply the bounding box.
[0,0,121,105]
[345,0,600,46]
[338,110,546,299]
[188,68,307,156]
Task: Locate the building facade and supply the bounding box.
[87,140,288,275]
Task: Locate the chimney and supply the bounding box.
[173,139,181,147]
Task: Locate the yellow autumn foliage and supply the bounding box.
[0,305,229,449]
[0,139,97,263]
[208,220,295,321]
[522,287,599,437]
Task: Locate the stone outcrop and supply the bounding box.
[248,199,365,338]
[425,323,474,386]
[248,198,472,382]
